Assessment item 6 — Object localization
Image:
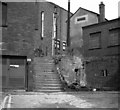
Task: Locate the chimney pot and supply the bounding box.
[99,1,105,22]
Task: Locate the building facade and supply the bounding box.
[0,1,72,58]
[0,1,73,90]
[83,18,120,90]
[69,2,107,55]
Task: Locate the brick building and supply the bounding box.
[0,1,73,58]
[69,2,107,55]
[0,1,73,90]
[83,18,120,90]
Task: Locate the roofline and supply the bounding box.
[49,2,73,15]
[82,17,120,29]
[66,7,108,22]
[69,7,99,20]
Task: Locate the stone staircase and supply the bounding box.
[33,57,63,92]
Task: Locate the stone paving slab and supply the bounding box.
[2,91,119,109]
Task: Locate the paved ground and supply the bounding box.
[1,91,119,109]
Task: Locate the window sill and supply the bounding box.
[107,45,120,48]
[88,47,101,50]
[0,25,8,28]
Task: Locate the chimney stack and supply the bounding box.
[99,2,105,22]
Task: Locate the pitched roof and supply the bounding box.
[49,2,73,15]
[66,7,108,22]
[82,17,120,29]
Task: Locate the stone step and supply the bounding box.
[34,60,54,63]
[34,89,62,92]
[34,73,58,76]
[35,64,54,66]
[34,73,57,76]
[35,71,56,74]
[34,69,55,72]
[35,70,55,73]
[35,86,62,90]
[34,65,54,67]
[34,62,54,65]
[35,81,61,85]
[36,86,62,89]
[34,75,59,77]
[34,56,52,58]
[34,75,60,79]
[35,83,62,86]
[34,57,54,60]
[35,80,61,83]
[35,73,58,75]
[34,67,55,70]
[33,57,63,92]
[35,79,60,82]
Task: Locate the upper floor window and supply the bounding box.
[89,32,101,50]
[55,39,60,50]
[63,41,66,51]
[41,11,44,39]
[0,2,7,27]
[0,42,6,50]
[108,28,120,47]
[53,13,57,39]
[75,15,88,24]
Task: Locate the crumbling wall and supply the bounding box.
[58,54,87,87]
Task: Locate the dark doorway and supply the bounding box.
[1,55,27,90]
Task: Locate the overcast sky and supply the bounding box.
[1,0,120,20]
[48,0,120,20]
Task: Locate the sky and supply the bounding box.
[1,0,120,20]
[47,0,120,20]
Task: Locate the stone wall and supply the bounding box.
[57,54,87,87]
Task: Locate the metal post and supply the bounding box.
[54,6,58,55]
[67,0,71,48]
[56,17,58,55]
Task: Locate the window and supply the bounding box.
[63,41,66,51]
[101,69,108,77]
[54,39,60,50]
[108,28,120,47]
[75,15,88,24]
[1,2,7,27]
[0,42,6,50]
[41,11,44,39]
[77,17,86,21]
[89,32,101,49]
[53,13,57,39]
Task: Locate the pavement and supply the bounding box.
[0,91,119,109]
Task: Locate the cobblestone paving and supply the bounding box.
[4,92,119,108]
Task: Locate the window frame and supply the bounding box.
[41,11,44,39]
[54,39,60,50]
[1,2,7,27]
[63,41,66,51]
[88,32,101,50]
[107,28,120,47]
[75,15,88,24]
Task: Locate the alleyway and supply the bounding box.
[1,91,119,109]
